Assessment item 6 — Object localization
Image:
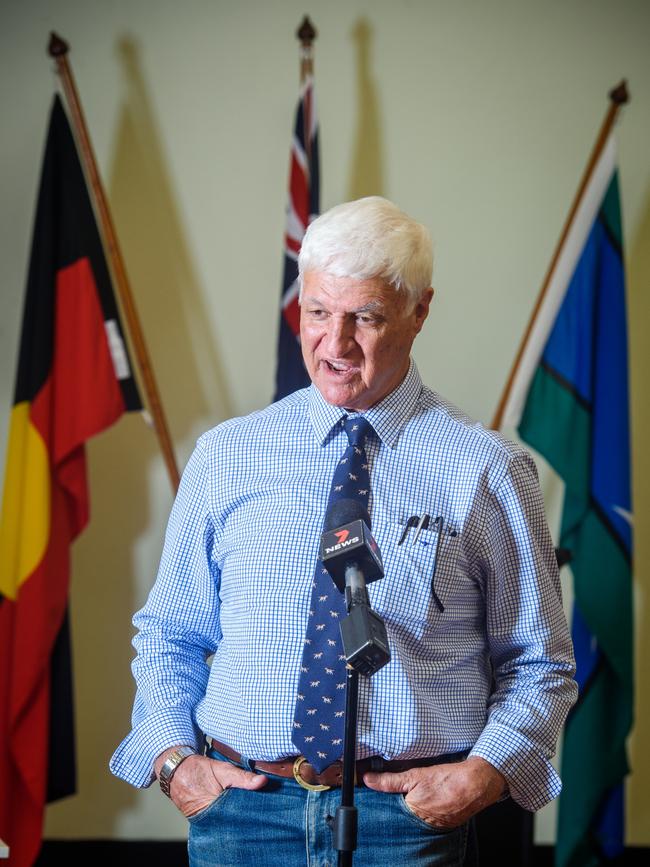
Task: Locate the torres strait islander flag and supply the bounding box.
[500,133,633,867]
[0,94,142,865]
[273,75,319,401]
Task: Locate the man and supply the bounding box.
[111,197,577,865]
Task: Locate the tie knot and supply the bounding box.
[343,416,373,448]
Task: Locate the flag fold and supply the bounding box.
[273,75,319,401]
[506,133,633,867]
[0,94,142,866]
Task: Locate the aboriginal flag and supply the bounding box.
[0,95,142,865]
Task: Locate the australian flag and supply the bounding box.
[273,76,319,400]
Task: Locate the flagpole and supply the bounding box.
[491,80,629,431]
[297,15,316,83]
[47,32,181,493]
[297,16,316,166]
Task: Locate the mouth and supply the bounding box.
[322,359,358,377]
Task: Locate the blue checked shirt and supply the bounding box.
[110,361,577,811]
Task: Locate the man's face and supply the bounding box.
[300,271,433,411]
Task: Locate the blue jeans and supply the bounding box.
[187,748,473,866]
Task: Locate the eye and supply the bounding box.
[307,308,327,319]
[356,313,382,325]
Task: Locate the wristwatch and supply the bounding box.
[158,746,196,798]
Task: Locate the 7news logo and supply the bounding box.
[324,529,360,555]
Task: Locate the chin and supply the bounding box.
[320,384,360,409]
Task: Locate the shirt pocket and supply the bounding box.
[369,519,462,633]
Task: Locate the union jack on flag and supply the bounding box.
[273,75,320,401]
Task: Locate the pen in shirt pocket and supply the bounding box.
[397,512,435,545]
[398,513,457,613]
[398,513,457,545]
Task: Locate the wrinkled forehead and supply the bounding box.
[301,270,411,314]
[302,270,400,297]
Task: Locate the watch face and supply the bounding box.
[159,747,195,797]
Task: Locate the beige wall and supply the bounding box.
[1,0,648,846]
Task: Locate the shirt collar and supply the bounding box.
[307,359,423,449]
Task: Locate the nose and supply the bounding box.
[324,316,355,357]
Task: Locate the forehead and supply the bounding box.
[302,271,403,311]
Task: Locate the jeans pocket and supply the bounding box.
[397,794,460,835]
[186,787,232,824]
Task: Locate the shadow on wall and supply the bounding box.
[625,180,650,843]
[347,18,384,201]
[44,33,233,838]
[109,35,233,438]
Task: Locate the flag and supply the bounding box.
[0,94,142,866]
[499,133,632,866]
[273,75,319,401]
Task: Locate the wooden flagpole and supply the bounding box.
[297,16,316,84]
[48,32,180,493]
[297,16,316,167]
[491,80,629,431]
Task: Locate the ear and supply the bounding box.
[413,287,434,334]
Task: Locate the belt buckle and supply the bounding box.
[292,756,331,791]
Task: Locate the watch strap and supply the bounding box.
[158,745,196,798]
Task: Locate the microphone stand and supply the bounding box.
[332,564,390,866]
[333,665,359,867]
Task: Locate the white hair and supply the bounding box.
[298,196,433,306]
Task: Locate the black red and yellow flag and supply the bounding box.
[0,95,142,865]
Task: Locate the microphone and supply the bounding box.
[320,499,390,676]
[320,499,384,602]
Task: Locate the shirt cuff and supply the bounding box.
[469,722,561,811]
[109,708,204,788]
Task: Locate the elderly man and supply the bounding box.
[111,197,576,866]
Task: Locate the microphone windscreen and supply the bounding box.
[324,498,371,532]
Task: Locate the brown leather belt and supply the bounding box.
[207,738,467,791]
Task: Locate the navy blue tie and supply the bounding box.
[292,416,373,771]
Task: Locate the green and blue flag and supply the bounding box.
[500,133,633,866]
